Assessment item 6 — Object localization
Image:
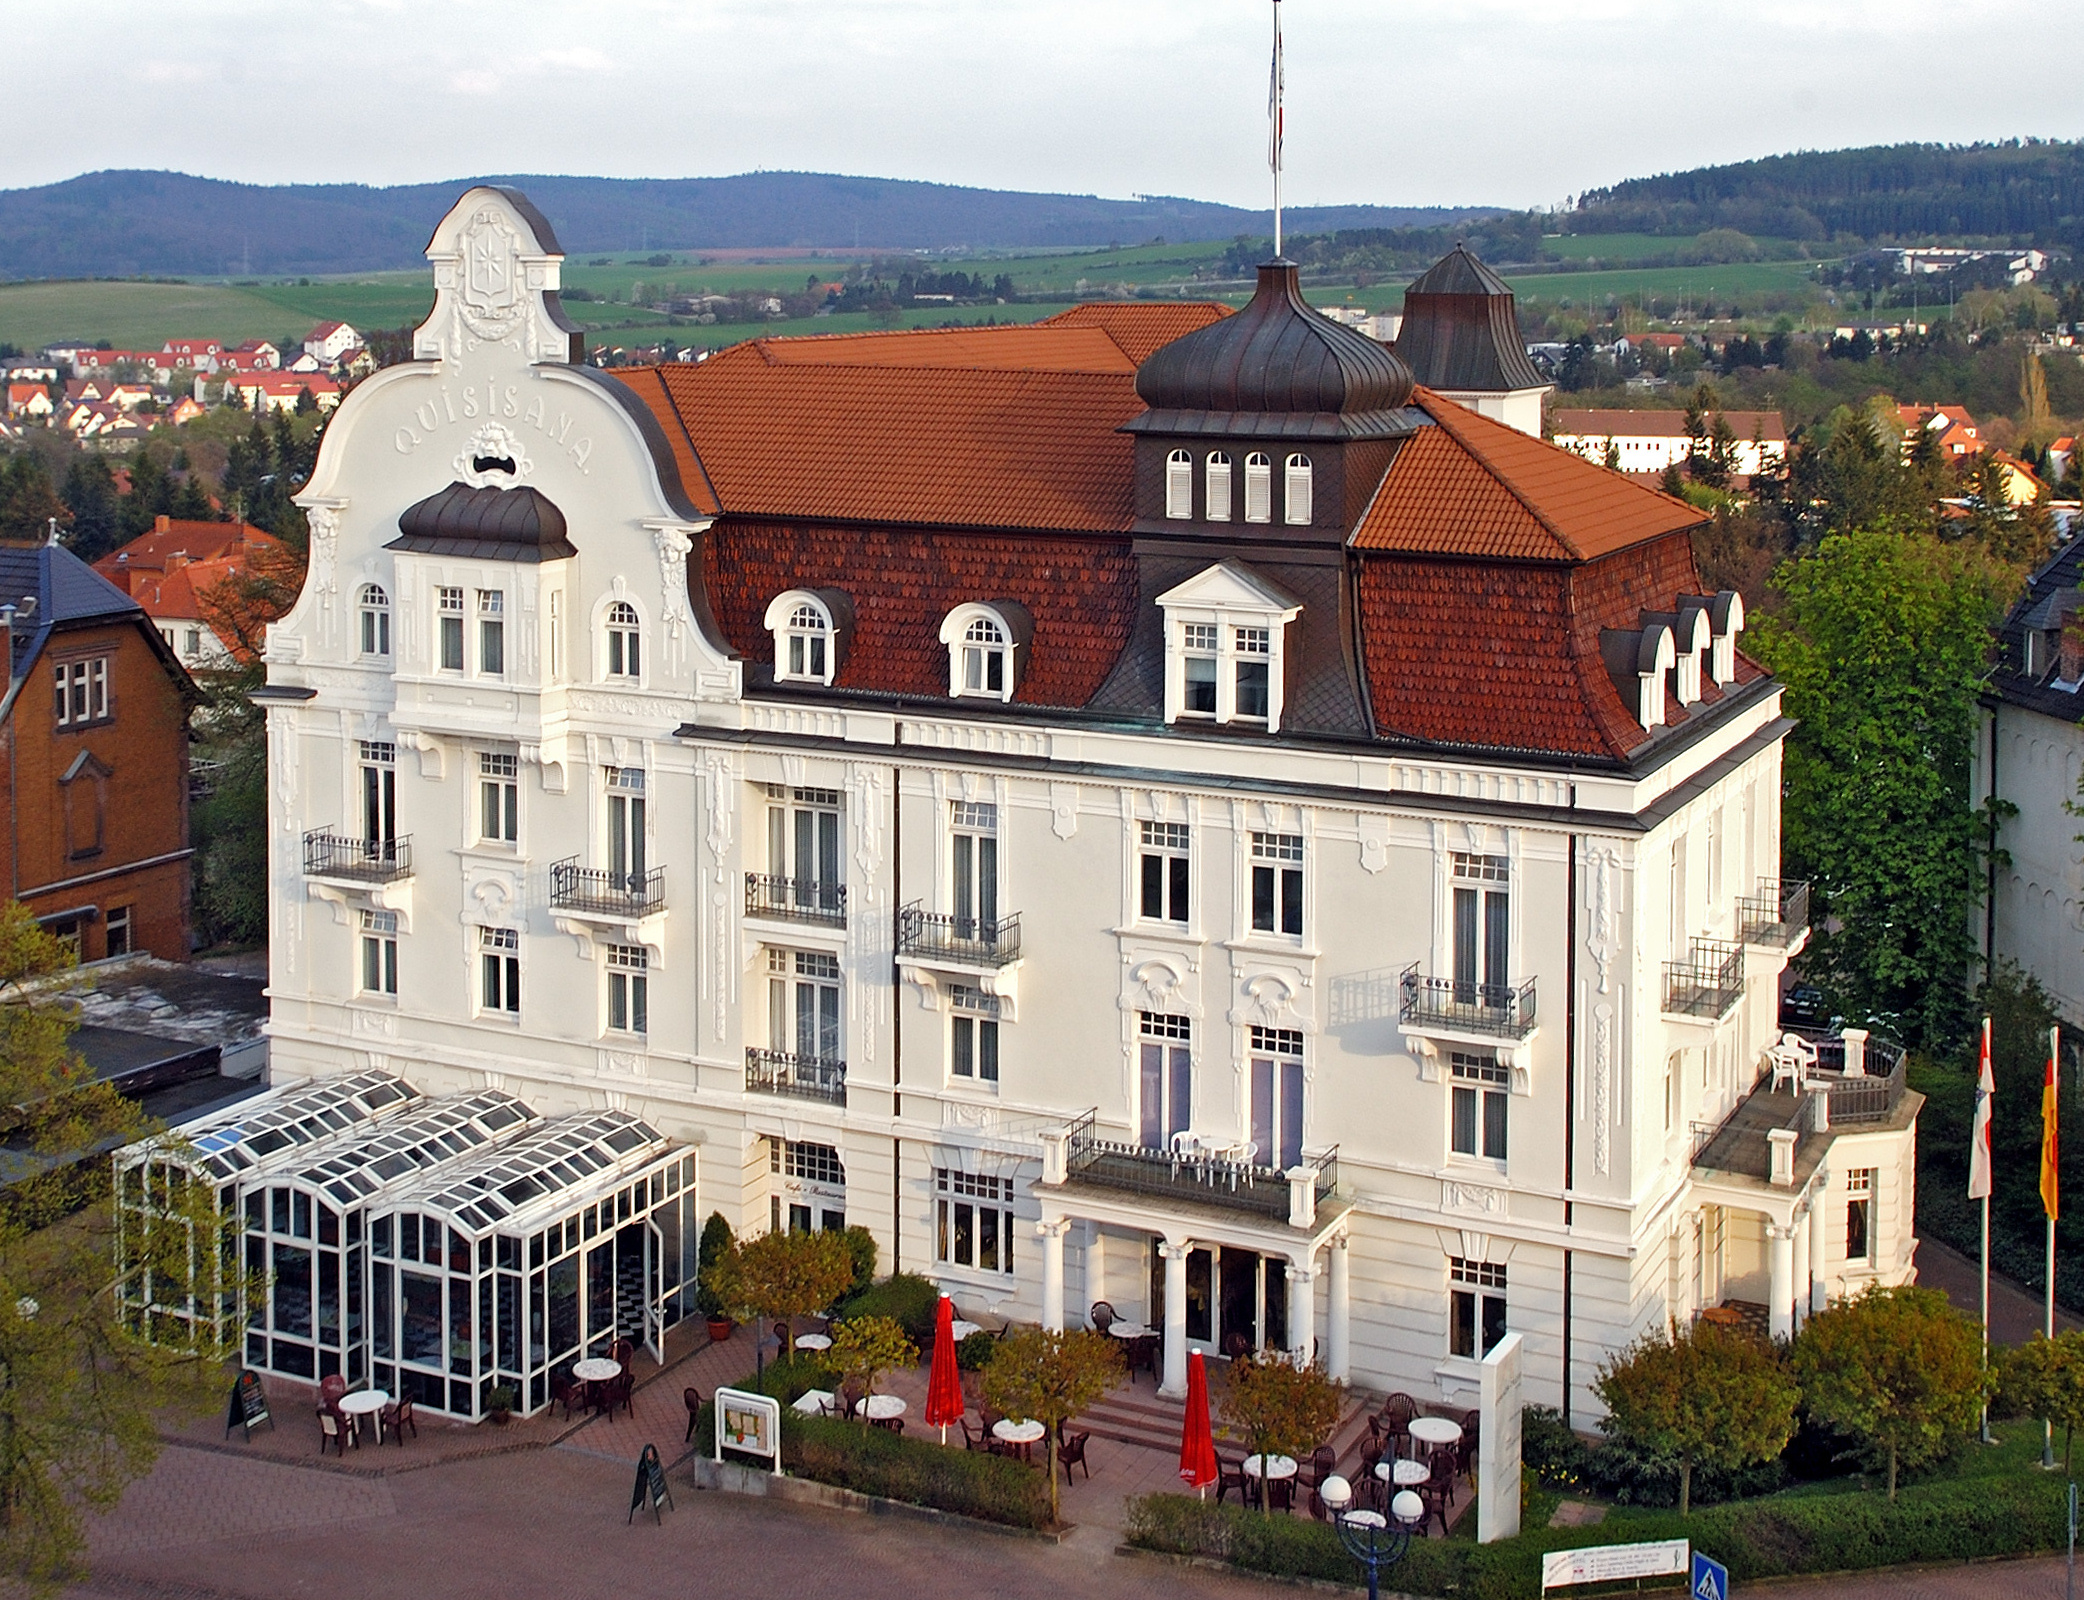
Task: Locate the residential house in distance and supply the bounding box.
[228,340,280,370]
[303,321,360,365]
[7,385,52,419]
[94,516,287,669]
[1549,409,1787,479]
[207,373,341,414]
[0,533,196,961]
[217,186,1913,1424]
[1899,403,1983,460]
[162,339,222,369]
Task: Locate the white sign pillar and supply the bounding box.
[1477,1330,1524,1544]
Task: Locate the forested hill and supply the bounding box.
[1570,140,2084,244]
[0,169,1495,280]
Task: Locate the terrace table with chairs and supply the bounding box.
[991,1417,1045,1461]
[337,1387,388,1445]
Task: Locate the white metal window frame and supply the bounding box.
[764,590,838,686]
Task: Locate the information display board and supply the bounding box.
[1541,1540,1690,1590]
[628,1443,674,1525]
[713,1386,782,1475]
[224,1370,273,1442]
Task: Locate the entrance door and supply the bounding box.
[614,1224,648,1354]
[1218,1248,1259,1358]
[644,1220,665,1365]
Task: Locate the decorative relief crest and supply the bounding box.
[452,422,533,485]
[1592,999,1614,1175]
[458,209,526,342]
[1127,956,1187,1015]
[1587,845,1618,994]
[1048,783,1080,840]
[1443,1180,1504,1216]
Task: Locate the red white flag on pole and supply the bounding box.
[1969,1014,1994,1200]
[1267,1,1284,175]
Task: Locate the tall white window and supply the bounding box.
[941,604,1020,702]
[1165,449,1193,518]
[1139,821,1190,923]
[358,909,398,997]
[1233,626,1271,721]
[1283,453,1313,524]
[479,926,519,1015]
[479,751,517,845]
[770,949,841,1062]
[1452,852,1509,1001]
[951,801,998,940]
[358,584,390,656]
[768,785,841,914]
[949,986,1000,1084]
[607,944,648,1035]
[605,600,641,679]
[784,604,829,681]
[1846,1168,1875,1262]
[959,616,1007,697]
[935,1170,1014,1275]
[1450,1051,1508,1161]
[1243,452,1272,522]
[437,587,464,671]
[1181,623,1218,717]
[607,767,646,887]
[1449,1258,1507,1357]
[359,740,397,857]
[1205,452,1232,521]
[477,590,505,676]
[1249,1025,1304,1169]
[1138,1012,1192,1150]
[1251,832,1303,936]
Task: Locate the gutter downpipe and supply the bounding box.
[1563,790,1577,1429]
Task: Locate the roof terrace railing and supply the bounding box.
[303,831,412,883]
[1059,1108,1337,1223]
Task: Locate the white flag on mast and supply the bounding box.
[1969,1013,1995,1200]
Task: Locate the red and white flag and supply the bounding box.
[1969,1014,1994,1200]
[1267,0,1284,176]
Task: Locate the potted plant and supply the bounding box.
[487,1384,518,1426]
[697,1211,736,1341]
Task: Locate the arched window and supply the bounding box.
[1205,453,1232,522]
[605,600,641,678]
[1243,453,1272,523]
[1164,449,1193,519]
[765,591,840,685]
[1283,454,1312,525]
[939,603,1024,702]
[358,584,390,657]
[960,615,1007,696]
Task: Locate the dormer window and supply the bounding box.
[605,600,641,679]
[1636,624,1676,729]
[1165,450,1193,519]
[1244,453,1273,523]
[1672,607,1709,706]
[1158,562,1301,732]
[1205,453,1232,522]
[939,603,1029,703]
[358,584,390,657]
[1284,454,1312,525]
[765,590,845,687]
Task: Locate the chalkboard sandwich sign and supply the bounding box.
[225,1370,273,1442]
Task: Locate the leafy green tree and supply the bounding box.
[980,1328,1121,1524]
[1790,1284,1984,1499]
[826,1315,916,1399]
[0,458,67,545]
[1750,528,2011,1048]
[712,1228,856,1370]
[1595,1320,1797,1515]
[1999,1330,2084,1471]
[1221,1353,1346,1515]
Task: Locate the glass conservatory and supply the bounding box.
[367,1109,699,1419]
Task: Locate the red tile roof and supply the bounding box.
[1034,302,1232,365]
[95,519,282,585]
[1353,390,1704,562]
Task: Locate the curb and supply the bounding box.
[682,1455,1070,1542]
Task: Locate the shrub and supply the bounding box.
[695,1211,734,1319]
[784,1413,1051,1529]
[836,1225,879,1297]
[732,1354,834,1406]
[955,1330,997,1371]
[837,1271,941,1345]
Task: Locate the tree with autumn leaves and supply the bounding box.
[1596,1319,1798,1516]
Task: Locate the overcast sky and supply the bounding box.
[9,0,2077,209]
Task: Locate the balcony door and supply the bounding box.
[362,758,396,857]
[951,802,998,943]
[608,769,646,888]
[770,788,841,915]
[1452,883,1508,1001]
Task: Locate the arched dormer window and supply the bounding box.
[1205,453,1232,522]
[605,600,641,679]
[1165,449,1193,519]
[1243,453,1273,523]
[764,589,845,686]
[358,584,390,657]
[939,603,1030,703]
[1283,454,1312,525]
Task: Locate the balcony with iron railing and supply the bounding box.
[1056,1109,1338,1224]
[303,831,412,884]
[896,903,1022,969]
[1737,878,1811,949]
[744,873,846,928]
[1398,963,1537,1042]
[1663,938,1745,1019]
[550,858,665,919]
[744,1047,846,1107]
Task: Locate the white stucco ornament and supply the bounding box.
[452,422,534,486]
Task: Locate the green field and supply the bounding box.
[1504,258,1828,306]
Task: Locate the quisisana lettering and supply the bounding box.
[392,369,593,472]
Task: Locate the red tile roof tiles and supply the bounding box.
[1035,302,1232,366]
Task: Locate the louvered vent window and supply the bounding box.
[1284,454,1312,525]
[1243,453,1272,523]
[1165,450,1193,519]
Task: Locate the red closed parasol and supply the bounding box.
[1179,1349,1217,1494]
[925,1293,965,1443]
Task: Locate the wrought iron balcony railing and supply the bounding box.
[1397,964,1537,1040]
[744,873,846,927]
[1059,1109,1337,1222]
[1737,878,1810,948]
[744,1047,846,1107]
[1663,938,1745,1019]
[896,903,1022,968]
[550,858,665,918]
[303,831,411,883]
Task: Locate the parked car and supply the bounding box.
[1779,984,1827,1031]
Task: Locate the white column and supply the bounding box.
[1790,1209,1810,1331]
[1160,1240,1191,1398]
[1086,1224,1106,1327]
[1767,1224,1795,1342]
[1284,1259,1315,1364]
[1327,1235,1351,1383]
[1039,1220,1066,1333]
[1809,1176,1831,1314]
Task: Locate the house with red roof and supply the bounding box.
[1899,402,1983,459]
[239,186,1892,1426]
[6,384,51,419]
[220,373,341,414]
[93,516,287,667]
[302,321,360,364]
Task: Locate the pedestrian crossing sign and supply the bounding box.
[1690,1550,1728,1600]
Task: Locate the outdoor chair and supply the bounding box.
[382,1397,416,1443]
[1428,1446,1459,1508]
[1302,1444,1336,1492]
[317,1407,346,1457]
[870,1415,904,1436]
[838,1381,865,1422]
[1214,1451,1249,1506]
[684,1387,704,1442]
[959,1417,989,1454]
[1264,1473,1294,1513]
[319,1373,348,1407]
[1417,1449,1456,1536]
[1088,1300,1116,1333]
[603,1372,634,1420]
[1056,1430,1092,1482]
[610,1337,635,1367]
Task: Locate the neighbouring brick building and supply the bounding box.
[0,537,196,959]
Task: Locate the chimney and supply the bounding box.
[156,514,171,534]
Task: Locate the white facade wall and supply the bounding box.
[1977,702,2084,1025]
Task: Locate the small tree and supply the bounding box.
[1791,1283,1985,1499]
[1221,1353,1345,1514]
[713,1228,856,1373]
[826,1315,916,1400]
[694,1212,734,1319]
[981,1328,1122,1524]
[2000,1330,2084,1471]
[1594,1320,1798,1515]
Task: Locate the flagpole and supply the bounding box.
[1269,0,1284,258]
[2049,1024,2061,1469]
[1975,1014,1995,1445]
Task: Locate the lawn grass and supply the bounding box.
[1503,258,1828,306]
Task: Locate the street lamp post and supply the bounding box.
[1318,1475,1424,1600]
